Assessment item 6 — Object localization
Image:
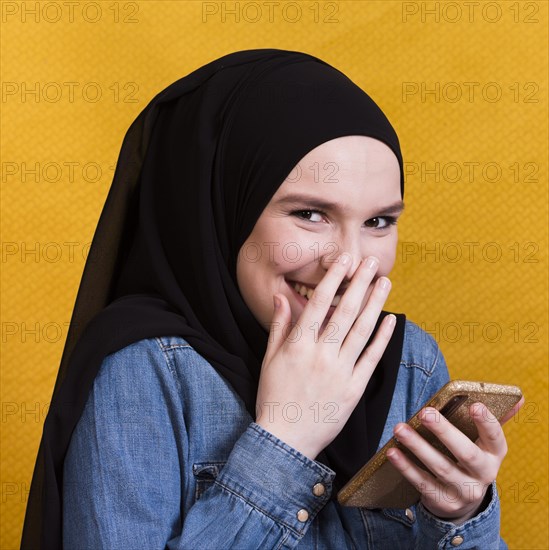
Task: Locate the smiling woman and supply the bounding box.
[21,48,512,550]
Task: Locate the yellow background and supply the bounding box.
[1,1,547,548]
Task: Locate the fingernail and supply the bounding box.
[386,314,396,327]
[366,256,379,269]
[472,402,485,416]
[421,407,438,422]
[340,253,350,265]
[394,424,410,437]
[379,277,391,290]
[273,295,280,309]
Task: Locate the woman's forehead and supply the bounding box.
[270,136,401,199]
[298,135,399,165]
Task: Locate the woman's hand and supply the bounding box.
[386,396,525,524]
[255,252,396,460]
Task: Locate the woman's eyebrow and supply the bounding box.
[375,201,405,216]
[276,193,405,216]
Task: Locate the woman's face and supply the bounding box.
[236,135,403,332]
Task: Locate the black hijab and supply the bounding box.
[21,48,406,550]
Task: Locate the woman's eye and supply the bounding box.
[292,210,325,223]
[364,217,396,229]
[292,211,397,228]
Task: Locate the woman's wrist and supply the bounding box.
[424,484,492,525]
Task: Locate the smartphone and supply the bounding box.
[337,380,523,509]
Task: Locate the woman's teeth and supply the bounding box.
[292,282,341,307]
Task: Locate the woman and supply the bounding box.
[21,48,514,549]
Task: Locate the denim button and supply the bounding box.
[312,483,326,497]
[297,509,309,522]
[451,535,464,546]
[405,508,415,522]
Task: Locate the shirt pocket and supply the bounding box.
[359,507,416,549]
[192,461,227,502]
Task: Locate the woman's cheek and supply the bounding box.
[266,233,319,266]
[369,235,398,276]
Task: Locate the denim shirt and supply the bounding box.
[63,320,507,549]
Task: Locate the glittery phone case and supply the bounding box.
[337,380,523,509]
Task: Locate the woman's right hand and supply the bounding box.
[255,253,397,460]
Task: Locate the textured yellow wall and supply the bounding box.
[1,1,547,548]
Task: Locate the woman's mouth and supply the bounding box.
[285,279,340,318]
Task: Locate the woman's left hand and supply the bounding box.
[386,396,525,524]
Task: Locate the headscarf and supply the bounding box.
[21,48,406,550]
